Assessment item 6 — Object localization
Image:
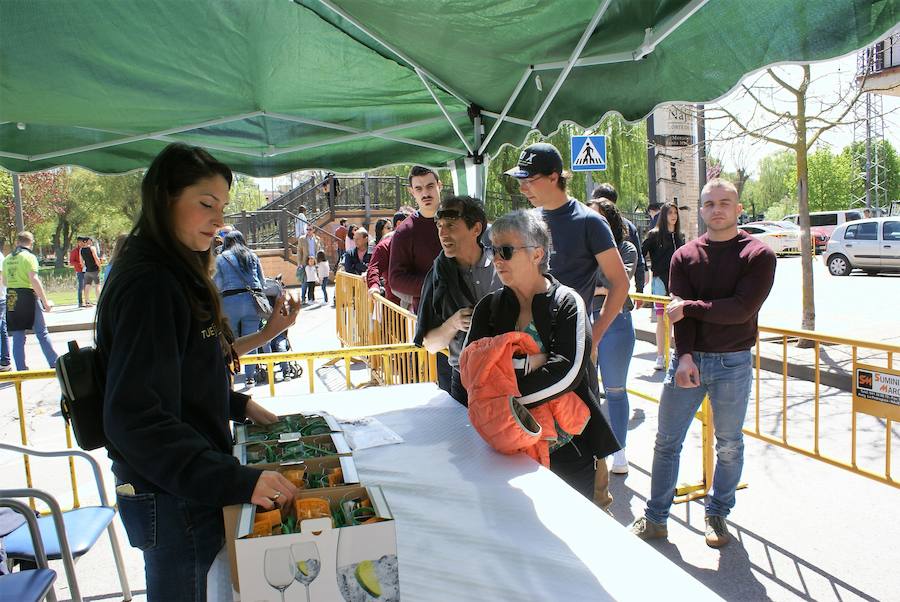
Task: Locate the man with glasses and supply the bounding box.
[414,196,501,405]
[505,142,630,512]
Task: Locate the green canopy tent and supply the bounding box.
[1,0,897,198]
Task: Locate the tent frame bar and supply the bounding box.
[533,0,711,70]
[478,67,533,155]
[415,68,473,154]
[25,111,265,162]
[268,114,463,156]
[314,0,470,108]
[530,0,614,128]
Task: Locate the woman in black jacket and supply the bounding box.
[97,144,300,602]
[641,201,685,370]
[463,210,619,502]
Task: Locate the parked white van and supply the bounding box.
[783,210,863,236]
[823,217,900,276]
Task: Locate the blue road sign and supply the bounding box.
[570,135,607,171]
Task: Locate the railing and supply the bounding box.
[858,32,900,78]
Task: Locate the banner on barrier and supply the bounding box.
[853,362,900,421]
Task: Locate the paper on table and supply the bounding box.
[338,416,404,450]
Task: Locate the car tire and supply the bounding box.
[828,254,852,276]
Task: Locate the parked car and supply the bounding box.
[739,223,801,256]
[753,220,828,253]
[823,217,900,276]
[782,210,863,238]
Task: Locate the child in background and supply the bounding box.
[316,250,331,303]
[303,256,319,303]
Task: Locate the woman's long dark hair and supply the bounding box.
[649,201,682,239]
[222,231,254,272]
[99,143,234,349]
[374,218,389,244]
[596,200,627,247]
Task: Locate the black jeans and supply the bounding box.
[450,368,468,407]
[117,490,224,602]
[436,352,452,394]
[549,441,596,501]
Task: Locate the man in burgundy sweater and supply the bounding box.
[388,165,450,390]
[632,178,776,549]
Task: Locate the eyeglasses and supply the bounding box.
[489,245,536,261]
[518,174,546,186]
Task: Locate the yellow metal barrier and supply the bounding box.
[750,326,899,489]
[628,292,671,368]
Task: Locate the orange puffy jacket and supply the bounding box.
[460,331,590,467]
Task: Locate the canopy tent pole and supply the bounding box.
[481,111,532,128]
[472,111,486,201]
[269,116,465,157]
[529,0,614,129]
[416,68,474,154]
[478,67,533,155]
[314,0,471,108]
[70,125,266,158]
[534,0,712,70]
[23,111,265,163]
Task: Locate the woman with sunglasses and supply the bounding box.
[462,210,620,500]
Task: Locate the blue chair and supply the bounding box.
[0,496,57,602]
[0,443,132,602]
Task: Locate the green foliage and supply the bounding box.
[486,115,649,213]
[806,147,851,211]
[842,140,900,206]
[230,174,268,212]
[743,151,795,218]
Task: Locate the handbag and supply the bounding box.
[224,254,272,318]
[56,341,107,450]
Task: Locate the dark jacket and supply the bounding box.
[464,275,620,461]
[642,228,685,292]
[97,236,260,507]
[343,247,371,275]
[624,218,646,293]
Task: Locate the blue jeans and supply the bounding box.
[320,276,329,302]
[222,294,261,378]
[76,272,84,305]
[11,299,58,370]
[0,298,9,366]
[645,350,753,523]
[268,331,290,375]
[116,490,224,602]
[596,311,635,446]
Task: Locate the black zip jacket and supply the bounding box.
[97,237,260,507]
[641,229,685,292]
[463,275,620,460]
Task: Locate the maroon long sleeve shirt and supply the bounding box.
[366,234,399,304]
[388,211,441,309]
[669,231,776,357]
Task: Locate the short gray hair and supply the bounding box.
[489,209,552,273]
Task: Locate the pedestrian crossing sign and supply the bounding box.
[570,135,607,171]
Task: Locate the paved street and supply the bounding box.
[757,255,900,344]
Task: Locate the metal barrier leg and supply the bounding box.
[107,523,133,601]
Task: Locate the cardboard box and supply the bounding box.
[235,433,352,466]
[235,412,343,445]
[224,485,398,600]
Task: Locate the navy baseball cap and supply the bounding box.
[504,143,564,178]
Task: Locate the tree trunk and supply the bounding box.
[52,217,67,269]
[795,71,816,345]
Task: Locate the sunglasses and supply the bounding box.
[489,245,536,261]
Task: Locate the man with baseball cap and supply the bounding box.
[505,142,630,512]
[414,195,502,405]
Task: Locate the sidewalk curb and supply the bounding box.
[634,326,851,392]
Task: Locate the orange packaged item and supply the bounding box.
[294,497,331,521]
[282,468,306,489]
[327,467,344,486]
[252,509,281,537]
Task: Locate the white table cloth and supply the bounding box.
[249,382,721,601]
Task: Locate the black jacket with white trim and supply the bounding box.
[464,274,620,460]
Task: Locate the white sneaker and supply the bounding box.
[610,450,629,474]
[654,355,665,371]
